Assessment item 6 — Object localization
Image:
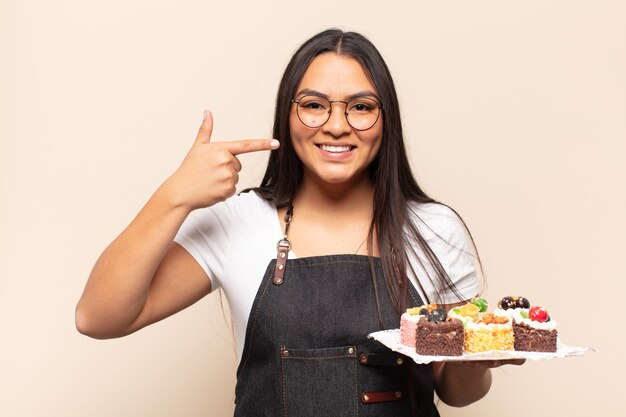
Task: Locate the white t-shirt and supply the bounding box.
[174,191,479,359]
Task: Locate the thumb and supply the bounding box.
[194,110,213,145]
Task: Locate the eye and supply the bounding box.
[348,98,378,113]
[303,102,325,110]
[298,96,329,112]
[352,103,373,111]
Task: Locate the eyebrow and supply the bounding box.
[295,88,381,102]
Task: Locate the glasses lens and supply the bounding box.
[346,97,381,131]
[296,96,331,128]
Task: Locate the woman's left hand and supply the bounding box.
[433,358,525,407]
[454,358,526,368]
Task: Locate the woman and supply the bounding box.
[76,29,522,416]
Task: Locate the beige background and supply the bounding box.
[1,0,624,416]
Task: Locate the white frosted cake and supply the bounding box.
[494,297,558,352]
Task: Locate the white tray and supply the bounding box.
[368,329,595,364]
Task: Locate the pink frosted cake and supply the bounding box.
[400,304,437,347]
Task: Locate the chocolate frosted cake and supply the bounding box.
[414,312,464,356]
[512,321,558,352]
[494,298,558,353]
[512,305,558,352]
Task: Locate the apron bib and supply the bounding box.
[233,254,440,417]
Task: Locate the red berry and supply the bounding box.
[529,306,549,322]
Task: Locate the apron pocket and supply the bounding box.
[280,345,358,417]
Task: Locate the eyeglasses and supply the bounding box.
[292,95,383,131]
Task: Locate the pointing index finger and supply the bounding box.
[221,139,280,155]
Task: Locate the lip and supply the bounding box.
[315,141,356,147]
[315,143,356,160]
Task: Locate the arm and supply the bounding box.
[432,357,525,407]
[431,301,525,407]
[75,184,210,339]
[75,111,279,339]
[431,359,492,407]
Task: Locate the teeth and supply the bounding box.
[320,144,352,153]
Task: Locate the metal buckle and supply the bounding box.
[276,238,291,250]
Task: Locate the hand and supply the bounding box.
[164,110,280,211]
[433,358,524,407]
[453,359,526,368]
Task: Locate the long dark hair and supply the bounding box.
[252,29,477,315]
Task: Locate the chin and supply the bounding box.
[315,170,364,185]
[323,176,352,184]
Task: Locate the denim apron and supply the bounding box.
[233,252,440,417]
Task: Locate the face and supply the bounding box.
[290,53,383,187]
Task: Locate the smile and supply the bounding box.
[316,144,355,153]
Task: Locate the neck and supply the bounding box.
[293,172,375,217]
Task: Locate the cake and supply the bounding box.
[414,309,464,356]
[464,313,514,353]
[398,296,558,355]
[495,297,558,352]
[400,304,437,347]
[448,296,515,353]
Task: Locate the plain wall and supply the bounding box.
[1,1,624,416]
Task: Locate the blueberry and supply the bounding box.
[429,308,447,323]
[498,296,516,310]
[498,296,531,310]
[516,297,531,308]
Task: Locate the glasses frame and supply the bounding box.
[291,95,383,131]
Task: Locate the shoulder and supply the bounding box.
[226,190,277,219]
[407,201,467,243]
[179,190,276,236]
[408,201,458,221]
[191,190,275,220]
[405,201,480,303]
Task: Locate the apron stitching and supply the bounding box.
[280,349,288,417]
[239,267,275,372]
[282,355,355,360]
[288,260,373,268]
[354,357,360,417]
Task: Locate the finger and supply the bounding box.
[221,139,280,155]
[194,110,213,145]
[231,156,242,173]
[455,360,490,368]
[478,359,525,368]
[456,360,500,368]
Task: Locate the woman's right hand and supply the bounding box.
[164,110,280,211]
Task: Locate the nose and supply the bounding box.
[321,101,352,137]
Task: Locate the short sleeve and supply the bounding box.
[407,203,480,305]
[173,201,233,291]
